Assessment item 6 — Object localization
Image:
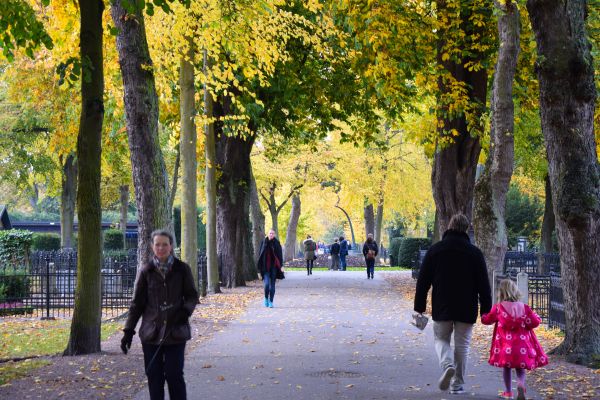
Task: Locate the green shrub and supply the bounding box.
[388,237,404,266]
[0,269,30,301]
[0,230,32,268]
[397,238,431,267]
[31,233,61,251]
[104,229,124,250]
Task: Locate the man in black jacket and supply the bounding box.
[414,214,492,395]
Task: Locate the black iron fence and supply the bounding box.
[0,250,206,319]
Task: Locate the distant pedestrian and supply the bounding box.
[120,229,199,400]
[257,229,284,308]
[481,279,548,400]
[303,235,317,275]
[339,236,348,271]
[413,213,492,395]
[330,238,340,270]
[362,233,378,279]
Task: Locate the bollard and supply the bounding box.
[517,272,529,304]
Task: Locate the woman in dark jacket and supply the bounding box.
[257,229,284,308]
[121,229,199,400]
[362,233,378,279]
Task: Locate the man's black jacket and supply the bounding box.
[414,230,492,323]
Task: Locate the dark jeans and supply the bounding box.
[339,254,347,271]
[366,258,375,278]
[263,269,276,301]
[142,342,187,400]
[306,259,314,274]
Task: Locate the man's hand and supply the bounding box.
[173,309,190,325]
[120,329,135,354]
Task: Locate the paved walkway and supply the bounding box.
[135,271,540,399]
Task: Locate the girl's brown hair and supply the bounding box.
[497,279,521,302]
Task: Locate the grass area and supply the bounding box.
[0,359,51,385]
[0,319,121,360]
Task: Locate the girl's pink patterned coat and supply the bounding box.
[481,301,549,370]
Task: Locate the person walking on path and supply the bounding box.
[362,233,378,279]
[330,238,341,270]
[120,229,199,400]
[413,213,492,395]
[339,236,348,271]
[303,235,317,275]
[257,229,284,308]
[481,279,548,400]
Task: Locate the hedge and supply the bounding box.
[397,238,431,267]
[31,232,61,251]
[388,237,404,266]
[0,229,32,268]
[0,269,30,301]
[104,229,125,250]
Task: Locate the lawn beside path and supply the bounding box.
[158,271,533,400]
[0,283,262,399]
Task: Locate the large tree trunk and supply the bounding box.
[249,167,265,264]
[119,184,128,249]
[527,0,600,365]
[283,194,301,262]
[540,174,555,253]
[473,0,520,283]
[60,154,77,249]
[111,0,172,270]
[169,143,180,249]
[432,1,489,235]
[215,97,254,288]
[242,192,258,281]
[364,203,375,237]
[203,52,220,294]
[64,0,104,356]
[180,50,197,284]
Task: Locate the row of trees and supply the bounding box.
[2,0,598,364]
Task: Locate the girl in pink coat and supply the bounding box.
[481,279,548,400]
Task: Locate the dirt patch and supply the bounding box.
[0,282,261,399]
[384,272,600,399]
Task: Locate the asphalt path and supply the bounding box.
[135,271,540,400]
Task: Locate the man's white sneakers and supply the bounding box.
[438,366,456,391]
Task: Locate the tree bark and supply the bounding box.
[432,1,489,235]
[111,0,173,270]
[527,0,600,365]
[364,203,375,238]
[64,0,104,356]
[180,49,197,284]
[374,201,384,246]
[540,174,555,255]
[249,167,265,264]
[203,52,220,294]
[119,184,128,249]
[242,191,258,281]
[60,154,77,249]
[214,96,255,288]
[473,0,520,283]
[283,194,301,262]
[265,183,279,237]
[335,204,356,248]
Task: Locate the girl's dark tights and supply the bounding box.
[503,367,526,392]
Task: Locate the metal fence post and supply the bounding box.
[41,255,54,320]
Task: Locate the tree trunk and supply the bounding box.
[119,185,128,249]
[473,0,520,284]
[249,167,265,264]
[432,209,441,243]
[214,95,255,288]
[335,204,356,249]
[374,201,384,246]
[180,49,197,284]
[540,174,555,253]
[283,194,301,262]
[60,154,77,249]
[111,0,172,270]
[364,203,375,238]
[527,0,600,365]
[242,192,258,281]
[432,1,489,236]
[169,143,180,249]
[203,52,220,294]
[64,0,104,356]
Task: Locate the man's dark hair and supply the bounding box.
[448,214,469,233]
